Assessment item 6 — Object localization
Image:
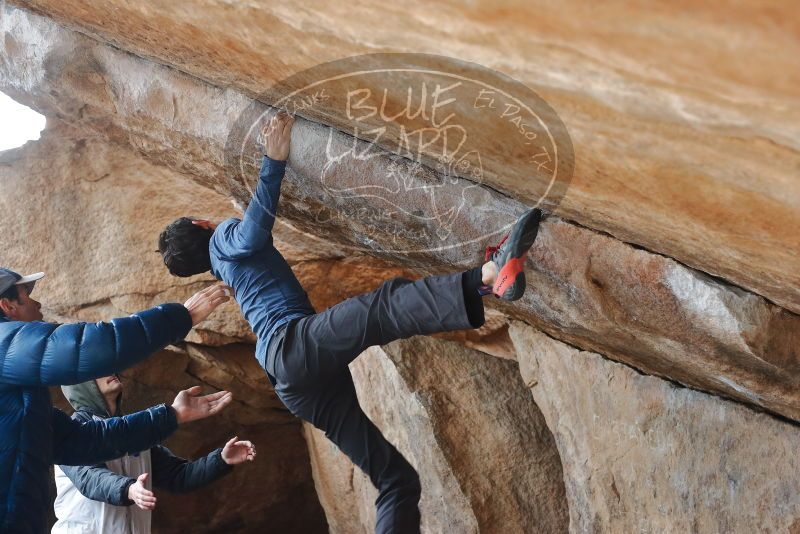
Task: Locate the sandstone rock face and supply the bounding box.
[0,121,256,347]
[1,5,798,423]
[305,336,569,533]
[0,124,233,315]
[302,423,378,534]
[519,217,800,418]
[510,322,800,534]
[8,0,800,316]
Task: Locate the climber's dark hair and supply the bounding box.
[158,217,213,277]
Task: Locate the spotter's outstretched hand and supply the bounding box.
[184,283,231,326]
[221,436,256,465]
[128,473,156,510]
[171,386,233,424]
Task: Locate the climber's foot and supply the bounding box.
[484,208,542,301]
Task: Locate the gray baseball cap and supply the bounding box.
[0,268,45,296]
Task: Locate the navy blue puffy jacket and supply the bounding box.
[0,303,192,533]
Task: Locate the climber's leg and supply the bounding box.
[268,268,487,387]
[265,208,542,388]
[279,372,421,534]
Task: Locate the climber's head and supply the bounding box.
[158,217,216,277]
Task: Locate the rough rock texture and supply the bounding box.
[521,218,800,418]
[0,118,259,346]
[8,0,800,316]
[302,423,378,534]
[510,322,800,533]
[1,5,798,420]
[305,336,568,533]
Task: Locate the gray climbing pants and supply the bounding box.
[265,271,485,533]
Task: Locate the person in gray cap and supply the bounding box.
[0,267,233,534]
[0,267,45,320]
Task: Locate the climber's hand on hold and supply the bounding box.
[263,111,294,161]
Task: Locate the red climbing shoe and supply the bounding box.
[484,208,542,301]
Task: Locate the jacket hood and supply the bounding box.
[61,379,123,418]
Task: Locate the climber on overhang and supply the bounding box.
[158,111,542,534]
[0,268,232,533]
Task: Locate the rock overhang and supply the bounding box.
[1,3,799,422]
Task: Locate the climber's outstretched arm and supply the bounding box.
[222,112,294,255]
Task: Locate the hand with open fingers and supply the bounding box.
[183,283,231,326]
[262,111,295,161]
[128,473,156,511]
[221,436,257,465]
[171,386,233,424]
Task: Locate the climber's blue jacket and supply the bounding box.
[209,156,315,369]
[0,303,193,533]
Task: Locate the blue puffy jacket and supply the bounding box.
[0,303,192,533]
